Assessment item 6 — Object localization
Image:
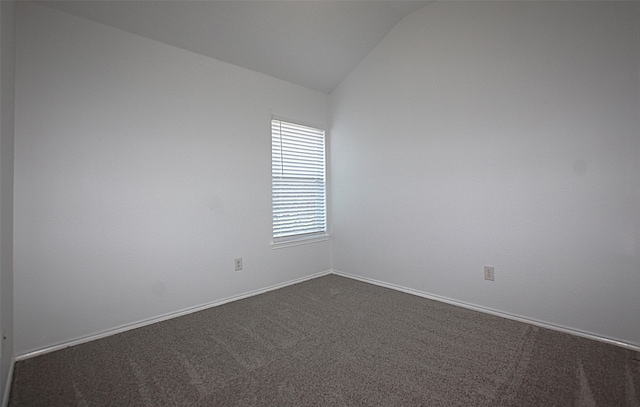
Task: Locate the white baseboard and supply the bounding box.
[16,269,332,361]
[2,357,14,407]
[16,268,639,361]
[330,269,640,352]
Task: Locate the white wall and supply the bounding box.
[14,3,330,356]
[330,2,640,346]
[0,0,16,401]
[13,1,640,358]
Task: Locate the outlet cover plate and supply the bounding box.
[484,266,495,281]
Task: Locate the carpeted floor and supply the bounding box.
[9,274,640,406]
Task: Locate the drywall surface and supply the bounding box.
[0,0,16,400]
[14,4,330,356]
[330,2,640,346]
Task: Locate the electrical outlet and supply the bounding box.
[235,258,243,271]
[484,266,495,281]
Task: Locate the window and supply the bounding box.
[271,119,326,243]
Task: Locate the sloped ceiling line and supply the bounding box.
[37,0,430,94]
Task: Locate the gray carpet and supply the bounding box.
[9,274,640,406]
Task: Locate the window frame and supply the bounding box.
[271,117,328,248]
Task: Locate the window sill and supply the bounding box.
[271,234,330,249]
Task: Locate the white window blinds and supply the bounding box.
[272,119,326,241]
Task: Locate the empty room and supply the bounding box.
[1,0,639,405]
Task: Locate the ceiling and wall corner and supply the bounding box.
[36,0,430,94]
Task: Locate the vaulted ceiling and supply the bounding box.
[36,1,430,94]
